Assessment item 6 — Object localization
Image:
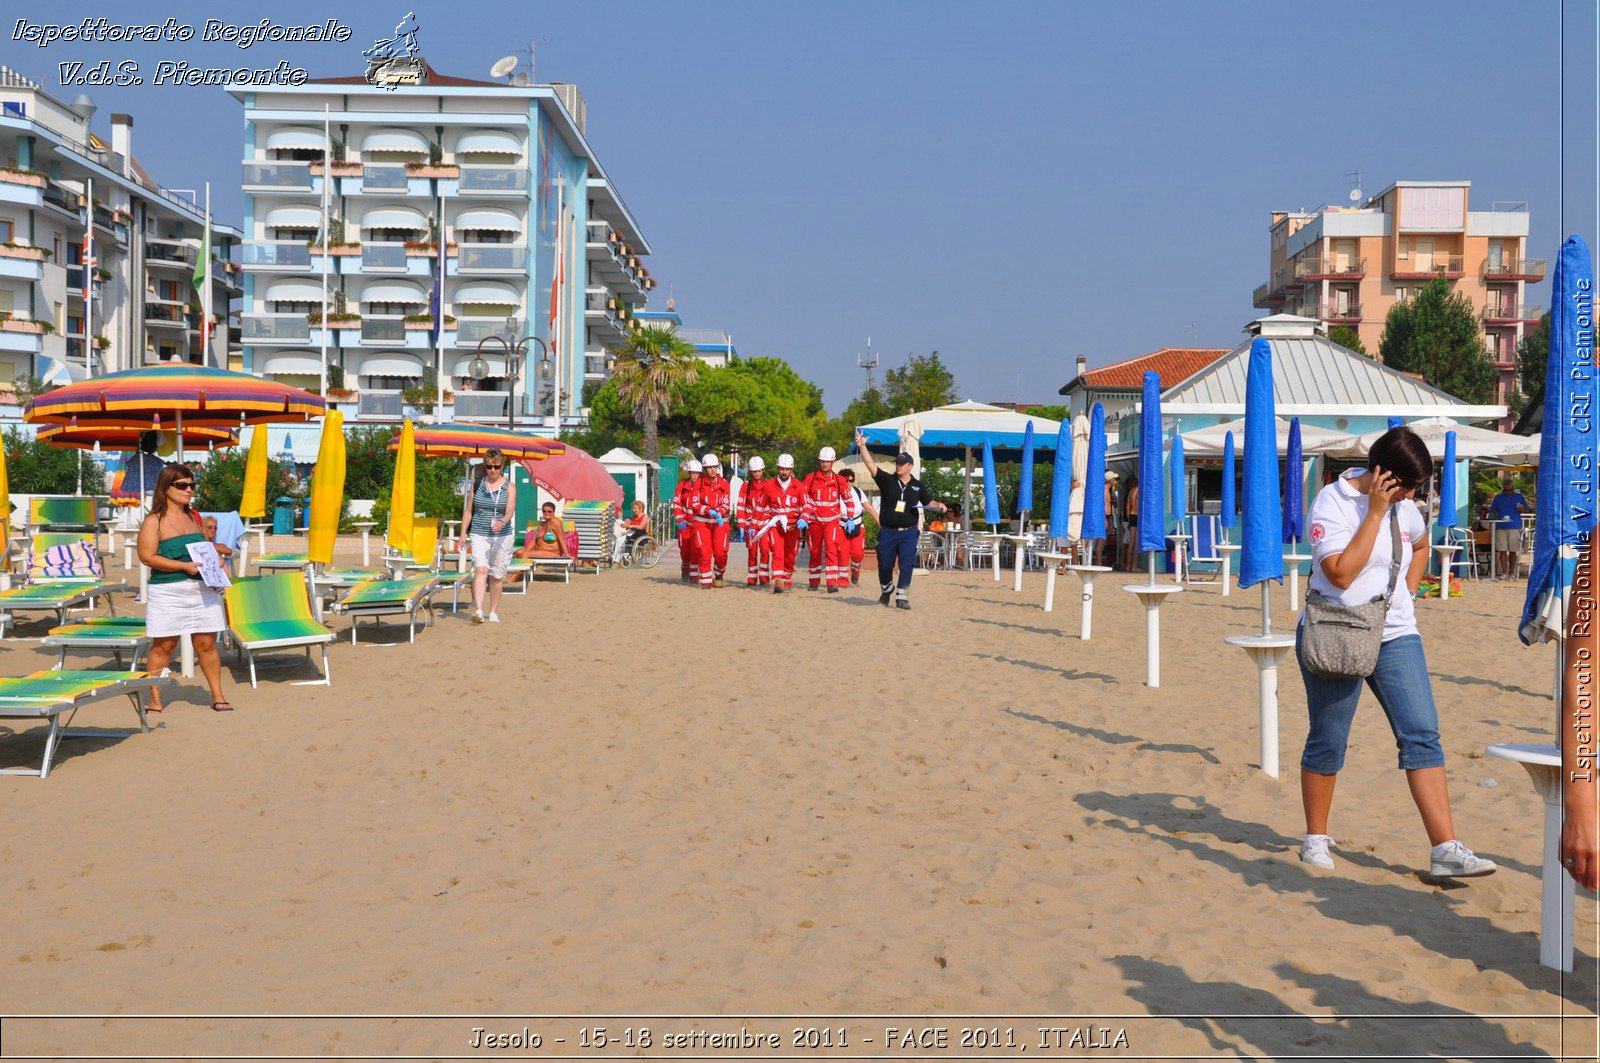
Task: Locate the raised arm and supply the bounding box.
[854,430,879,478]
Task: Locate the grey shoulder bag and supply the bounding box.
[1300,513,1404,680]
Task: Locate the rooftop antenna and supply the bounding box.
[1346,170,1363,205]
[857,337,878,392]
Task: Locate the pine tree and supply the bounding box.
[1377,278,1498,404]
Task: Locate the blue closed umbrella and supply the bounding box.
[1169,434,1186,522]
[1138,371,1165,558]
[1240,338,1283,591]
[1439,430,1458,529]
[1082,403,1107,541]
[1521,235,1598,644]
[1282,417,1304,543]
[981,439,1000,527]
[1388,417,1404,431]
[1221,431,1237,532]
[1017,420,1035,516]
[1048,419,1073,539]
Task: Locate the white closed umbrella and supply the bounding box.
[899,414,923,477]
[1339,416,1539,464]
[1182,416,1355,457]
[1067,413,1089,540]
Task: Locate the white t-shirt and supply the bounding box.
[1305,468,1427,642]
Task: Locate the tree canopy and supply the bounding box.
[1377,278,1498,405]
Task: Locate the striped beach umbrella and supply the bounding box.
[387,422,564,460]
[23,363,325,428]
[37,424,239,450]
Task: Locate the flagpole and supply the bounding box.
[202,182,213,368]
[83,177,92,375]
[436,185,445,413]
[319,105,330,396]
[552,209,563,430]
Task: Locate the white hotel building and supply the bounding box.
[230,64,654,428]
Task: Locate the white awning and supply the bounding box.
[361,127,428,154]
[452,281,520,305]
[264,126,326,150]
[359,207,428,231]
[257,352,324,377]
[359,281,428,304]
[357,354,426,377]
[456,129,523,156]
[453,208,522,231]
[264,205,322,228]
[262,279,327,303]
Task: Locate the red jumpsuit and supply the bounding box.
[801,470,850,589]
[770,474,806,588]
[691,473,733,586]
[737,476,782,585]
[672,476,701,581]
[842,485,867,584]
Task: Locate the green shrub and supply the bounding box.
[193,447,298,513]
[369,456,465,531]
[344,425,396,501]
[3,426,107,494]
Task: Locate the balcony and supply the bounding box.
[242,314,311,342]
[1483,258,1547,282]
[361,165,411,192]
[453,391,511,419]
[1315,303,1363,323]
[358,242,410,271]
[42,181,82,218]
[145,304,187,328]
[360,316,409,344]
[1251,280,1280,308]
[1295,256,1366,280]
[1390,254,1464,279]
[146,243,197,269]
[1483,303,1543,324]
[359,391,404,418]
[455,319,512,344]
[242,161,313,191]
[457,167,528,194]
[455,244,524,274]
[243,241,313,270]
[584,354,609,378]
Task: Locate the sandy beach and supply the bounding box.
[1,540,1595,1059]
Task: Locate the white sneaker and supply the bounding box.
[1430,840,1497,878]
[1300,834,1335,870]
[470,610,484,625]
[487,612,500,623]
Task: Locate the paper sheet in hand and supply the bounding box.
[185,541,232,589]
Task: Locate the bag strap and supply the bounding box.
[1380,510,1405,602]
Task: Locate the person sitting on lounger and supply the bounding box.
[516,502,570,560]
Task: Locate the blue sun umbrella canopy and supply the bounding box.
[1240,338,1284,589]
[1017,421,1035,515]
[1138,372,1166,554]
[856,401,1062,460]
[1439,430,1458,528]
[1388,417,1404,431]
[1282,417,1304,543]
[981,439,1000,526]
[1521,235,1599,644]
[1048,418,1073,538]
[1082,403,1108,541]
[1221,431,1237,529]
[1169,434,1186,522]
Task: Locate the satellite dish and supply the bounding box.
[490,55,518,79]
[1349,187,1362,203]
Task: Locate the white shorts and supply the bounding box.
[470,533,513,579]
[1493,528,1522,552]
[144,579,226,638]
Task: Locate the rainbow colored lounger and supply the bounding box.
[225,574,335,688]
[0,669,166,779]
[42,616,148,671]
[333,575,438,644]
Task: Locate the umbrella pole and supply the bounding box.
[1147,551,1156,587]
[1261,582,1272,636]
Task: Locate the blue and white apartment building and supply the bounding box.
[231,64,653,428]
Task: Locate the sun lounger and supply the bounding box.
[518,557,572,585]
[333,575,439,644]
[381,517,440,577]
[0,532,129,629]
[27,497,103,551]
[0,669,166,779]
[226,574,336,687]
[42,616,148,670]
[252,552,311,572]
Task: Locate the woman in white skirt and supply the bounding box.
[456,447,517,624]
[137,464,232,712]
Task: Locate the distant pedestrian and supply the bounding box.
[1487,477,1531,579]
[855,431,945,609]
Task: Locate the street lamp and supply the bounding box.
[467,321,547,430]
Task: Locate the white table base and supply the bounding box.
[1217,544,1241,597]
[1068,565,1112,640]
[1225,632,1297,778]
[1038,552,1070,612]
[1486,743,1574,971]
[1433,544,1462,601]
[1123,584,1184,687]
[1285,553,1312,612]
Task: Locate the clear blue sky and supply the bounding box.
[6,0,1596,413]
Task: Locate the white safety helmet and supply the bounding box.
[686,460,703,473]
[748,456,765,471]
[702,452,720,467]
[818,446,837,461]
[777,453,795,469]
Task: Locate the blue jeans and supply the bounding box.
[1296,626,1444,773]
[878,527,918,596]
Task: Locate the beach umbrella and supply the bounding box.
[1169,433,1186,523]
[1240,337,1284,596]
[1181,416,1354,457]
[1388,416,1403,430]
[857,400,1061,459]
[1047,418,1073,539]
[1521,235,1598,645]
[1082,403,1107,542]
[0,430,9,541]
[1439,430,1458,529]
[1221,431,1237,532]
[279,432,294,464]
[239,424,269,521]
[899,415,922,476]
[1137,372,1165,567]
[981,439,1000,526]
[523,446,625,506]
[1017,420,1035,520]
[1282,417,1304,544]
[1342,416,1536,463]
[38,424,237,450]
[306,411,346,565]
[1068,413,1089,539]
[387,418,416,556]
[388,421,564,460]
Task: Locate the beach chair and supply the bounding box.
[382,517,441,576]
[226,573,335,688]
[42,616,148,671]
[27,497,102,547]
[1445,526,1480,580]
[962,531,995,571]
[333,575,439,644]
[252,551,311,572]
[0,669,166,778]
[0,531,128,629]
[509,520,575,587]
[1187,514,1222,584]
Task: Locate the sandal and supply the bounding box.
[211,701,235,713]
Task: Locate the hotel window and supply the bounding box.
[0,361,15,383]
[0,218,11,243]
[0,289,12,312]
[66,314,83,336]
[270,300,316,315]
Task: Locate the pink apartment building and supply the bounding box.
[1251,180,1543,425]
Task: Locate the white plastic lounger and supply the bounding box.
[0,670,167,779]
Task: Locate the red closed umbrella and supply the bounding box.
[518,447,623,505]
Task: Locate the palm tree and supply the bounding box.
[609,327,700,463]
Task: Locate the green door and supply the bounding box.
[612,473,634,509]
[513,463,538,534]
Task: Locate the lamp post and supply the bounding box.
[466,320,548,430]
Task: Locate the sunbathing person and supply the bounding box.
[516,502,570,560]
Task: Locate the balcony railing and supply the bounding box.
[243,242,312,269]
[242,315,311,341]
[359,391,404,417]
[453,391,510,419]
[360,242,409,270]
[458,167,528,193]
[456,244,524,272]
[456,319,511,344]
[1316,303,1362,322]
[1392,254,1464,277]
[584,354,609,376]
[1483,303,1543,323]
[586,221,609,243]
[145,304,187,326]
[361,165,410,191]
[1483,258,1547,281]
[146,244,197,266]
[1295,256,1366,279]
[360,316,408,344]
[42,182,81,216]
[1251,281,1276,306]
[242,162,313,190]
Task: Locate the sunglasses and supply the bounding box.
[171,481,195,491]
[484,464,504,471]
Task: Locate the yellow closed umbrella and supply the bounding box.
[306,410,346,565]
[239,424,270,520]
[386,418,415,557]
[0,434,10,551]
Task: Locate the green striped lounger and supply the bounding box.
[226,574,336,688]
[0,669,167,779]
[252,552,310,572]
[0,579,129,629]
[333,576,438,644]
[42,616,148,671]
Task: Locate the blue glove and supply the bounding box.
[798,519,809,533]
[845,520,859,533]
[676,520,687,531]
[713,511,725,526]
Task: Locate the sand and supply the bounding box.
[0,538,1595,1059]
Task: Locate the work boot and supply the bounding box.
[827,585,839,594]
[896,599,912,610]
[773,583,784,594]
[713,577,725,588]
